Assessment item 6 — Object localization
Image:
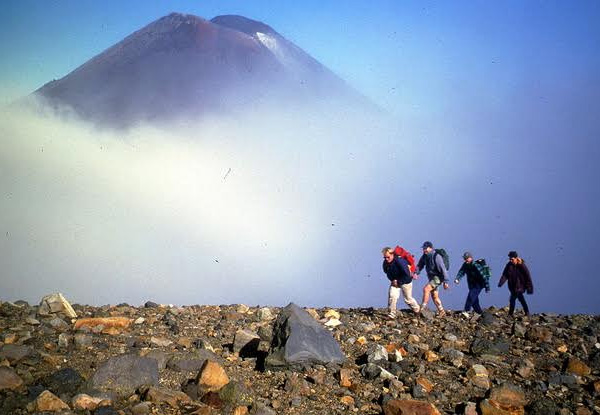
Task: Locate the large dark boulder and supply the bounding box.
[88,354,158,397]
[265,303,345,370]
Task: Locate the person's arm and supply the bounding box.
[522,263,533,294]
[435,253,449,282]
[454,264,466,284]
[417,255,425,275]
[383,261,394,282]
[498,264,508,287]
[396,257,411,280]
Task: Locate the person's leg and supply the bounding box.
[421,284,432,309]
[517,293,530,315]
[508,293,517,315]
[464,290,473,312]
[432,289,445,315]
[401,282,420,313]
[388,285,400,317]
[470,288,483,314]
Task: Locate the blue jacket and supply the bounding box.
[382,256,412,285]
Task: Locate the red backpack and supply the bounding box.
[394,245,417,273]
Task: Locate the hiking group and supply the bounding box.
[382,241,534,319]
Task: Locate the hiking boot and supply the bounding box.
[437,310,446,317]
[461,311,470,318]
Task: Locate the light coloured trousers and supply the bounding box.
[388,282,420,316]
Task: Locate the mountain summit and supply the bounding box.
[34,13,369,127]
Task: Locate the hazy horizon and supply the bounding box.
[1,1,599,314]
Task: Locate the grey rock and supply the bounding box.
[470,337,509,356]
[38,293,77,318]
[144,350,169,370]
[366,344,388,363]
[89,354,158,397]
[0,366,24,390]
[233,329,260,357]
[74,333,94,349]
[528,399,560,415]
[265,303,345,370]
[419,308,435,321]
[94,407,120,415]
[42,367,85,397]
[257,307,274,321]
[58,333,72,349]
[480,311,499,326]
[250,402,277,415]
[131,402,151,415]
[48,317,70,331]
[166,349,220,372]
[512,322,527,337]
[144,301,159,308]
[0,344,36,364]
[258,325,273,342]
[360,363,382,380]
[443,333,458,342]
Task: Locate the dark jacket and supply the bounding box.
[456,262,488,290]
[498,258,533,294]
[383,256,412,285]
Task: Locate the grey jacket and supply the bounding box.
[417,252,449,282]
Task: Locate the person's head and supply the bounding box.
[463,251,473,263]
[508,250,519,264]
[422,241,433,253]
[382,247,395,263]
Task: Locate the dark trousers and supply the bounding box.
[508,292,529,315]
[464,287,483,314]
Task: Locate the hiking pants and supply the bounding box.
[388,283,420,316]
[508,292,529,315]
[464,287,483,314]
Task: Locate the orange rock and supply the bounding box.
[383,399,441,415]
[566,357,591,376]
[480,399,524,415]
[71,394,104,411]
[146,387,192,408]
[340,396,355,406]
[416,377,434,393]
[339,368,352,388]
[487,383,527,414]
[233,406,249,415]
[74,317,132,334]
[356,336,367,345]
[34,390,70,412]
[594,380,600,394]
[424,350,439,362]
[197,360,230,394]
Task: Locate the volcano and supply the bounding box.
[34,13,371,127]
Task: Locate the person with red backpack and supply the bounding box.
[416,241,449,316]
[382,247,420,318]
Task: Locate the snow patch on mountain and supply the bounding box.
[256,32,289,65]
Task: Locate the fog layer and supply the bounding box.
[1,97,598,313]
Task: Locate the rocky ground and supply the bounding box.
[0,295,599,415]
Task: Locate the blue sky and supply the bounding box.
[3,1,599,114]
[1,1,599,313]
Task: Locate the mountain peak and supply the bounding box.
[211,15,276,37]
[33,12,371,127]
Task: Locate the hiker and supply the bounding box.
[382,247,420,318]
[416,241,449,316]
[498,251,533,316]
[454,251,490,314]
